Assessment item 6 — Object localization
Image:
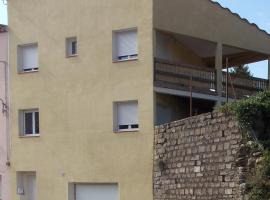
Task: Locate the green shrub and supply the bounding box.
[219,91,270,200]
[219,91,270,147]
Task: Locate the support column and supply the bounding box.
[215,42,223,104]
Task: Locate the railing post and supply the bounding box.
[215,42,223,104]
[189,75,193,117]
[153,60,156,82]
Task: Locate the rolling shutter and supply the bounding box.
[21,45,38,70]
[116,30,138,57]
[117,101,138,127]
[76,184,119,200]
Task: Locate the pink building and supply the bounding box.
[0,24,10,200]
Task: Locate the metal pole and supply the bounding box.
[0,60,10,164]
[268,57,270,89]
[189,75,193,117]
[226,58,229,103]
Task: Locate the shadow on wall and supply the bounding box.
[156,93,216,125]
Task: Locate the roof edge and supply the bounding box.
[210,0,270,37]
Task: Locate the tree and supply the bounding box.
[229,64,253,78]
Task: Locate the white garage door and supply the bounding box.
[76,184,119,200]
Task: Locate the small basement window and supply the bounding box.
[114,101,139,132]
[19,109,39,136]
[18,43,38,72]
[66,37,78,57]
[113,28,138,61]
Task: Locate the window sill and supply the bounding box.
[19,134,40,138]
[18,70,39,74]
[114,129,140,134]
[113,58,138,63]
[66,54,78,58]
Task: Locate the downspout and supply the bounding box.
[0,60,10,166]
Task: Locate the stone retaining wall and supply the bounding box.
[154,112,243,200]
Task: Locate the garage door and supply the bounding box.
[75,184,119,200]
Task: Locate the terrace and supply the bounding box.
[154,31,270,125]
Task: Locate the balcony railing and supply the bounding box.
[154,58,269,99]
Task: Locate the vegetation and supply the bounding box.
[246,150,270,200]
[229,64,253,78]
[219,91,270,200]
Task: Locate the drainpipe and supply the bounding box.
[0,60,10,166]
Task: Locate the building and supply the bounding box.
[8,0,270,200]
[0,24,10,200]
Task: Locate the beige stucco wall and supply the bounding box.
[9,0,154,200]
[0,30,10,200]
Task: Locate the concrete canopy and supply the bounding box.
[154,0,270,56]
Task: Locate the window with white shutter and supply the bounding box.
[18,44,38,72]
[113,28,138,61]
[114,101,139,132]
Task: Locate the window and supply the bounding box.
[19,109,39,136]
[18,44,38,72]
[114,101,139,132]
[17,172,36,200]
[66,37,78,57]
[69,184,119,200]
[113,28,138,61]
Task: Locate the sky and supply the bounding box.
[0,1,270,78]
[0,1,7,25]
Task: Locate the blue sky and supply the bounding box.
[0,1,270,78]
[0,1,7,25]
